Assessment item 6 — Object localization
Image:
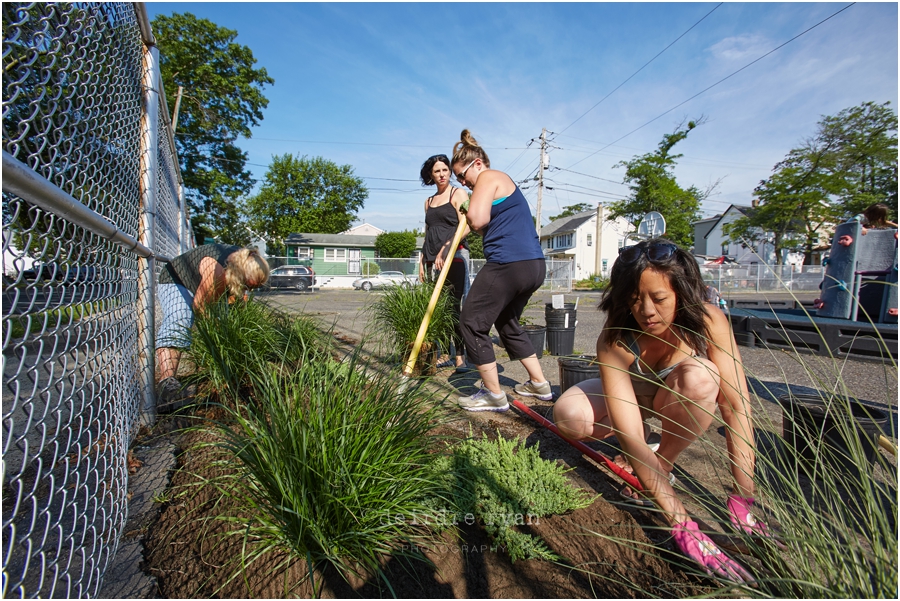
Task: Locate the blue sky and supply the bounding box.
[146,2,898,234]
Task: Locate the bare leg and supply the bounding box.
[519,355,548,384]
[475,361,502,395]
[156,347,181,382]
[553,379,614,441]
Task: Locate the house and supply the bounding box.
[284,232,423,288]
[341,223,384,236]
[697,204,805,266]
[539,207,634,280]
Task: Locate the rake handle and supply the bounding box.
[511,399,643,491]
[402,216,468,376]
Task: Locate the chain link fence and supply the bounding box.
[2,3,189,597]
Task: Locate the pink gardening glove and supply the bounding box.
[727,495,768,535]
[672,520,752,583]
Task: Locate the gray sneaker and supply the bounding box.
[514,379,553,401]
[458,387,510,412]
[156,377,196,413]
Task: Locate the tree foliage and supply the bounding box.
[152,12,274,244]
[466,233,484,260]
[375,231,417,258]
[609,120,708,247]
[548,203,593,221]
[725,102,897,264]
[244,154,367,249]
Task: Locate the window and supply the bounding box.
[553,233,573,248]
[324,248,347,262]
[297,247,313,260]
[587,234,592,247]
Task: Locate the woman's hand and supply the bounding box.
[672,521,753,583]
[434,246,447,271]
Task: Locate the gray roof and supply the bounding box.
[285,233,425,247]
[539,210,596,238]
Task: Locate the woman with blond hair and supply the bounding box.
[451,129,552,411]
[155,244,270,411]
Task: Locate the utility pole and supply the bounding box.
[171,85,184,134]
[595,202,604,276]
[535,128,546,236]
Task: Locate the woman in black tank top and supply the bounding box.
[418,154,471,371]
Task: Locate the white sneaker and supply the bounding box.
[514,379,553,401]
[458,387,510,412]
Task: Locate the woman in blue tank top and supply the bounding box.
[450,129,551,412]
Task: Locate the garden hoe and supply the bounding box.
[400,209,469,380]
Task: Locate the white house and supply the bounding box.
[699,204,805,266]
[540,206,634,280]
[342,223,384,236]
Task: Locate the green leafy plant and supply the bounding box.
[427,429,596,562]
[574,275,609,290]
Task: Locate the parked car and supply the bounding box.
[266,265,315,291]
[352,271,417,291]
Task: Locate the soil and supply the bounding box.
[143,397,712,599]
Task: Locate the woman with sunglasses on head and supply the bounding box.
[553,238,767,582]
[418,154,471,371]
[451,129,552,411]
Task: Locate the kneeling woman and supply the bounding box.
[553,239,765,581]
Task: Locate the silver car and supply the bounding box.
[352,270,417,291]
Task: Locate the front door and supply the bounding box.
[348,248,361,275]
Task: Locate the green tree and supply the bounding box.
[466,232,484,259]
[375,231,417,258]
[609,120,709,247]
[152,12,274,244]
[244,154,367,249]
[725,102,897,264]
[548,203,593,221]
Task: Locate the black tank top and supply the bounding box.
[423,188,468,262]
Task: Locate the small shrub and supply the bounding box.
[427,429,596,562]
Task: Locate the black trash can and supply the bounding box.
[558,355,598,394]
[780,393,889,477]
[546,303,577,356]
[523,325,546,359]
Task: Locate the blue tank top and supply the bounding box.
[483,186,545,264]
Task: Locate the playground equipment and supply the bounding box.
[816,221,898,323]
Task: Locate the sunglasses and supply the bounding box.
[455,159,477,182]
[618,242,678,264]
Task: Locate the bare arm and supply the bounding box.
[598,335,689,524]
[193,256,226,313]
[465,170,514,232]
[704,307,756,497]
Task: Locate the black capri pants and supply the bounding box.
[460,258,546,365]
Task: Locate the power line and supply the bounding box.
[556,3,723,136]
[551,166,630,186]
[566,2,856,170]
[175,131,529,151]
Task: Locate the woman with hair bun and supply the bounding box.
[451,129,552,411]
[553,238,769,582]
[418,154,471,371]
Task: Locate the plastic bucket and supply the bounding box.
[779,393,889,476]
[523,325,545,359]
[558,355,598,394]
[545,303,577,329]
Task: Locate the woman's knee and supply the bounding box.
[553,379,605,440]
[668,359,720,402]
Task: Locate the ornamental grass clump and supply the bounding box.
[198,345,451,593]
[427,429,596,562]
[366,280,456,372]
[185,296,330,403]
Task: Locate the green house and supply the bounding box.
[284,233,424,287]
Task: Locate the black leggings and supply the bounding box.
[426,258,467,356]
[460,259,546,365]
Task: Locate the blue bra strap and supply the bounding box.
[492,195,509,205]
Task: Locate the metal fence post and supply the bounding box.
[138,43,160,423]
